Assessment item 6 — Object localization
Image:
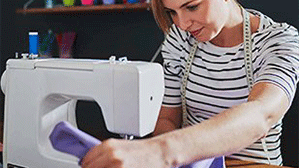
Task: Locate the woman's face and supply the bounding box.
[162,0,230,42]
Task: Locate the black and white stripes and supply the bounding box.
[161,9,299,165]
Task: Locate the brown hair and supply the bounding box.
[151,0,241,33]
[151,0,173,33]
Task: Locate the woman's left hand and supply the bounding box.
[81,138,169,168]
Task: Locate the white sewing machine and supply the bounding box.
[0,57,164,168]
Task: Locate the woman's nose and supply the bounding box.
[178,14,192,31]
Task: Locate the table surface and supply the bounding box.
[225,158,294,168]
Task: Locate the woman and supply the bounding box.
[82,0,299,167]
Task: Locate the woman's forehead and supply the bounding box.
[162,0,197,9]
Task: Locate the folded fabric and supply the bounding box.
[49,121,101,165]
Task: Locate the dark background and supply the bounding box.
[0,0,298,167]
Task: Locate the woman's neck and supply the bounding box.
[210,2,244,47]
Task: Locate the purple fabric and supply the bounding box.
[49,121,101,165]
[179,157,224,168]
[209,157,224,168]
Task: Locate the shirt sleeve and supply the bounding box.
[161,25,185,107]
[255,24,299,104]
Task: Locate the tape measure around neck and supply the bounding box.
[181,40,198,128]
[243,7,254,91]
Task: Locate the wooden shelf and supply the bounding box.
[16,3,151,14]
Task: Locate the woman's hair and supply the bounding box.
[151,0,173,33]
[151,0,241,33]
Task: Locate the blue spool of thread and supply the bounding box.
[29,32,39,55]
[127,0,138,3]
[45,0,53,8]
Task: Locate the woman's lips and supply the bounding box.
[190,27,204,37]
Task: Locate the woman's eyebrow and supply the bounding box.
[164,7,173,11]
[164,1,193,10]
[164,0,196,10]
[180,1,194,8]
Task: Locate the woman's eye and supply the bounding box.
[166,10,177,16]
[187,5,199,11]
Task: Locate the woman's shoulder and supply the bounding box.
[249,9,299,41]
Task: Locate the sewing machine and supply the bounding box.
[1,57,164,168]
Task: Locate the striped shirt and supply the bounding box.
[161,9,299,166]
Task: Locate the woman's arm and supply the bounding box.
[151,82,289,166]
[152,106,182,136]
[81,82,289,168]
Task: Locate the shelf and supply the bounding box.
[16,3,151,15]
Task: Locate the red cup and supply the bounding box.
[81,0,94,5]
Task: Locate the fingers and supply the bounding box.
[81,139,122,168]
[81,138,156,168]
[82,150,111,168]
[82,153,122,168]
[81,145,101,167]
